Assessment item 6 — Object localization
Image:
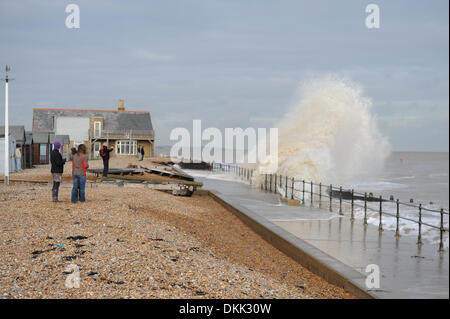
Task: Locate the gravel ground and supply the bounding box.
[0,158,354,299]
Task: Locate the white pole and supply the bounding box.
[4,78,9,185]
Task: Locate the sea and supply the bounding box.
[184,151,449,247]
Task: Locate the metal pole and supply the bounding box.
[291,177,294,200]
[4,72,9,185]
[329,184,333,212]
[274,174,277,191]
[417,204,422,245]
[379,196,383,231]
[351,189,354,221]
[319,183,322,208]
[265,174,267,191]
[339,186,343,215]
[285,176,288,198]
[439,208,444,252]
[310,181,313,206]
[269,174,272,192]
[395,199,400,238]
[302,180,305,204]
[363,192,368,225]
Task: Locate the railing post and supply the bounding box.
[291,177,294,200]
[274,174,277,191]
[319,183,322,208]
[417,204,422,245]
[339,186,343,215]
[363,192,368,226]
[285,176,288,198]
[329,184,333,212]
[269,174,273,192]
[439,208,444,252]
[310,181,313,207]
[379,196,383,232]
[265,174,268,191]
[350,189,354,221]
[395,199,400,238]
[302,180,305,204]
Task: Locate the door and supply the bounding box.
[39,144,47,164]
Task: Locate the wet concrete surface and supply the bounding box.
[199,176,449,299]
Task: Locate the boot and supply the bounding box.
[53,188,62,203]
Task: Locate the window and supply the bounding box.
[116,140,137,155]
[94,142,101,157]
[94,121,101,138]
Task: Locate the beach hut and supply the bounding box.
[32,132,50,165]
[55,134,70,160]
[0,135,17,174]
[0,125,27,170]
[24,132,34,168]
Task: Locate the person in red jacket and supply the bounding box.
[71,144,89,203]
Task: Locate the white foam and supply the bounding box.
[253,75,391,185]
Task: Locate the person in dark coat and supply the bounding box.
[137,146,142,160]
[100,143,113,178]
[140,146,145,160]
[50,141,66,203]
[71,147,81,201]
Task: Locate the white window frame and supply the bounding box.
[94,121,102,138]
[93,142,101,158]
[116,140,137,155]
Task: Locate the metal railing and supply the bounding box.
[212,163,449,253]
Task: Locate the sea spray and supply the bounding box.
[253,75,391,186]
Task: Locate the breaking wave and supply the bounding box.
[256,74,391,185]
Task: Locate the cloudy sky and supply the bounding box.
[0,0,448,151]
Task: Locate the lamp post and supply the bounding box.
[2,66,11,185]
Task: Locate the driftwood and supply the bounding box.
[104,173,203,187]
[146,183,195,196]
[87,168,144,177]
[178,162,212,170]
[139,165,194,181]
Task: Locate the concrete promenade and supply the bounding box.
[199,176,449,299]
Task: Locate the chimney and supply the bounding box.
[118,99,125,112]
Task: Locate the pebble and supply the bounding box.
[0,156,354,299]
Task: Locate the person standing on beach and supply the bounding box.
[14,145,22,172]
[137,146,141,160]
[50,141,66,203]
[140,145,145,160]
[71,147,81,201]
[71,144,89,203]
[99,143,113,178]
